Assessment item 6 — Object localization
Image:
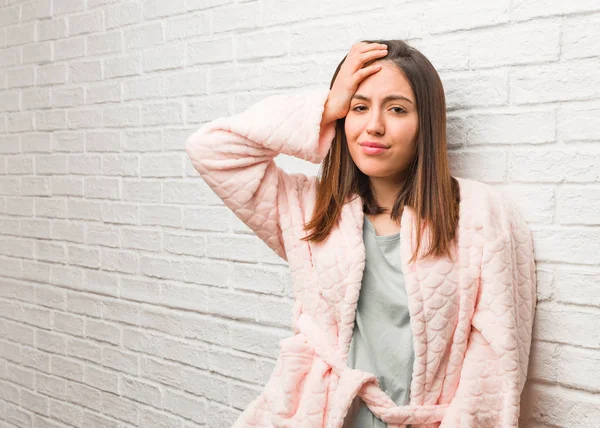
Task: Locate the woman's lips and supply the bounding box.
[360,145,389,155]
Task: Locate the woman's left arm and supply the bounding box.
[440,192,538,427]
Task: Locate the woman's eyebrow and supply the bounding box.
[352,94,414,105]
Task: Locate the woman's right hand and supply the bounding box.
[322,41,389,124]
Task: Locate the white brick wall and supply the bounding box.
[0,0,599,427]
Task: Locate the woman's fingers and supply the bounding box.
[355,64,383,82]
[350,44,387,72]
[323,42,388,121]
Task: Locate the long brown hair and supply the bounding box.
[301,39,460,264]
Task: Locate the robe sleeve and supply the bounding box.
[440,190,537,427]
[185,86,336,261]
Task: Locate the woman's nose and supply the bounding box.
[366,115,384,135]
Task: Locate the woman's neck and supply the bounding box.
[369,175,405,213]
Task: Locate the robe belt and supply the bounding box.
[295,312,449,427]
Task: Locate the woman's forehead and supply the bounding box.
[355,65,414,103]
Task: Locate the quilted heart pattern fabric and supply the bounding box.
[185,86,538,428]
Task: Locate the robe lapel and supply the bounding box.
[333,196,427,405]
[335,189,462,407]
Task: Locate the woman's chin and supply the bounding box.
[355,163,390,178]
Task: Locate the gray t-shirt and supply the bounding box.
[341,214,415,428]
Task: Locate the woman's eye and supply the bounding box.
[352,106,406,113]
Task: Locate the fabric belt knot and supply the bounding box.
[294,313,449,427]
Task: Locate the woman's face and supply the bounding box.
[344,61,419,182]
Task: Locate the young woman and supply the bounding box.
[186,39,537,428]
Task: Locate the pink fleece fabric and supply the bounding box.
[185,86,537,428]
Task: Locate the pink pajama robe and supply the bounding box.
[185,86,538,428]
